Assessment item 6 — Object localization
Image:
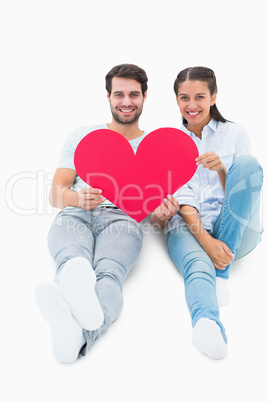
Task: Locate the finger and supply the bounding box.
[155,205,168,221]
[196,152,214,163]
[214,264,226,271]
[223,246,235,259]
[162,199,178,217]
[160,203,170,217]
[155,205,165,217]
[167,195,180,210]
[83,198,106,210]
[201,155,218,164]
[165,201,178,216]
[82,187,103,195]
[203,161,221,170]
[214,259,228,269]
[89,188,103,195]
[217,254,233,265]
[196,152,213,161]
[82,197,105,209]
[80,193,103,203]
[163,197,178,216]
[197,153,220,167]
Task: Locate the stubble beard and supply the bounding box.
[110,106,143,126]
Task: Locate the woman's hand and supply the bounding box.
[200,236,234,270]
[154,195,180,221]
[196,152,227,192]
[150,195,179,229]
[196,152,225,172]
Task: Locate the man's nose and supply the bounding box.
[121,95,132,105]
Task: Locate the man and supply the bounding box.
[36,64,148,363]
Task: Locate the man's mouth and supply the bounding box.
[118,108,136,113]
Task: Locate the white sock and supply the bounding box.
[35,282,85,363]
[192,318,228,359]
[59,257,104,331]
[216,277,231,306]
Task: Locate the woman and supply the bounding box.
[150,66,263,359]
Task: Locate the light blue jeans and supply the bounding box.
[167,156,263,342]
[47,207,143,355]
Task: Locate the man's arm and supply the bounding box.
[49,168,105,209]
[180,205,234,270]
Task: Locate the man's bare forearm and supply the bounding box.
[49,185,78,209]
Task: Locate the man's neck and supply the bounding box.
[107,120,143,141]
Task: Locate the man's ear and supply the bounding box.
[143,91,148,102]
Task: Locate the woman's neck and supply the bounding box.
[187,124,203,139]
[186,116,212,139]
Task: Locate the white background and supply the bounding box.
[1,1,267,401]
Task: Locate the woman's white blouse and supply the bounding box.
[167,119,252,233]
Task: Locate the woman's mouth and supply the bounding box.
[187,111,201,117]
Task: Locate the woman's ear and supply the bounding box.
[211,93,217,106]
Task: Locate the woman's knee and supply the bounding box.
[229,155,263,182]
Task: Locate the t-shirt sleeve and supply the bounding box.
[57,130,82,170]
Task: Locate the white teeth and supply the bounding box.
[188,111,200,115]
[120,109,134,113]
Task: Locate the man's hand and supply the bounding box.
[77,188,105,210]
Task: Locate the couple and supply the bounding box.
[36,64,263,363]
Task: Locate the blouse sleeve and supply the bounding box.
[234,124,252,159]
[174,172,200,212]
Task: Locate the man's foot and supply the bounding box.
[192,318,228,359]
[216,277,231,306]
[35,282,85,363]
[59,257,104,330]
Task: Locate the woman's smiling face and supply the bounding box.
[176,80,217,130]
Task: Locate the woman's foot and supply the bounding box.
[216,277,231,306]
[192,318,228,359]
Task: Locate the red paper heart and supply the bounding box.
[74,128,198,222]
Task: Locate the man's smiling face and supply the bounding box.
[108,77,146,125]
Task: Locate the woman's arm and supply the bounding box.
[180,205,234,270]
[196,152,227,193]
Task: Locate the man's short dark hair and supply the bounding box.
[105,64,148,96]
